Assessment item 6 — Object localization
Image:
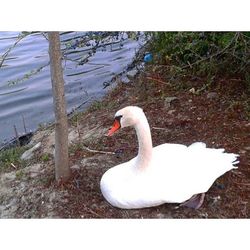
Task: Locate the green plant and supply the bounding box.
[151,32,250,80]
[70,112,82,127]
[40,153,50,162]
[88,100,103,112]
[0,147,27,172]
[15,169,25,180]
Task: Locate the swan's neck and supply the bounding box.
[134,115,153,170]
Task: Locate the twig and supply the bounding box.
[21,115,27,133]
[83,204,102,218]
[61,37,122,58]
[152,126,169,131]
[146,76,171,86]
[7,62,50,86]
[67,97,91,119]
[13,125,20,147]
[76,118,81,139]
[0,32,30,68]
[41,32,49,41]
[82,146,115,155]
[231,170,245,178]
[233,181,250,186]
[10,163,17,169]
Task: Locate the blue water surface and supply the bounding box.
[0,32,145,144]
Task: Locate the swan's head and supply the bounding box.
[108,106,144,136]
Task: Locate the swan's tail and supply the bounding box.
[189,142,239,168]
[223,152,239,167]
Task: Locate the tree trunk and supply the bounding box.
[48,32,71,182]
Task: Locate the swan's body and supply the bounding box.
[100,106,239,209]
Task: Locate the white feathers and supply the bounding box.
[100,106,239,209]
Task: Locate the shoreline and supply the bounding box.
[0,32,147,146]
[0,48,249,218]
[0,40,149,151]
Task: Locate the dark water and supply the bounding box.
[0,32,145,145]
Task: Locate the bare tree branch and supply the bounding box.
[0,32,31,68]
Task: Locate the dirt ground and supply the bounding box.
[0,65,249,218]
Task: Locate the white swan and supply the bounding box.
[100,106,239,209]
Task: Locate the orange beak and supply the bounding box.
[108,119,121,136]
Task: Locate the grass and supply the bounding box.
[0,146,28,172]
[150,32,250,104]
[15,169,25,180]
[87,100,104,112]
[69,142,84,154]
[40,153,51,162]
[70,113,82,127]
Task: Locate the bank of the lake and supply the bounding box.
[0,59,249,218]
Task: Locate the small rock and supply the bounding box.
[49,192,57,203]
[189,88,196,94]
[167,109,176,115]
[126,69,138,79]
[239,150,246,154]
[164,97,178,108]
[68,130,79,144]
[29,164,43,178]
[201,213,208,218]
[21,142,41,160]
[70,165,80,170]
[120,76,130,84]
[207,92,217,99]
[213,195,221,202]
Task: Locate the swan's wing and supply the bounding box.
[150,142,239,202]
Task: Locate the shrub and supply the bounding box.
[151,32,250,81]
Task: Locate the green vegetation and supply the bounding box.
[0,147,27,172]
[15,169,25,180]
[150,32,250,119]
[69,142,84,154]
[151,32,250,83]
[40,153,51,162]
[88,100,103,112]
[70,112,83,127]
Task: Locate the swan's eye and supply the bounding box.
[115,115,123,122]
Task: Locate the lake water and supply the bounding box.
[0,32,145,145]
